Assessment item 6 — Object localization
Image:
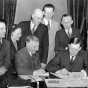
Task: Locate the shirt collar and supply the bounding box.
[65,27,72,35]
[31,21,35,30]
[43,18,51,27]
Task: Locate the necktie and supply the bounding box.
[48,21,50,30]
[70,56,74,64]
[32,25,35,34]
[68,30,70,38]
[13,41,18,50]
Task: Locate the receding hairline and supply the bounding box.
[32,9,43,18]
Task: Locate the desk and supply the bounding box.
[6,72,88,88]
[7,75,47,88]
[45,78,88,87]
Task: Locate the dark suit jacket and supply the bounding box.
[0,39,10,69]
[18,21,49,64]
[55,28,80,52]
[46,50,88,75]
[9,38,20,74]
[15,47,41,75]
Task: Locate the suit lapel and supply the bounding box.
[63,29,70,41]
[66,52,70,64]
[72,51,81,64]
[24,47,31,58]
[27,21,33,35]
[32,23,40,35]
[62,51,70,65]
[10,39,17,52]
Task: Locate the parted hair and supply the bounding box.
[60,14,73,29]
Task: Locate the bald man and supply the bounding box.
[18,9,49,69]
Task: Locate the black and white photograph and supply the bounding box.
[0,0,88,88]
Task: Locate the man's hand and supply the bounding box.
[55,68,71,78]
[81,69,87,79]
[55,68,70,75]
[0,66,7,75]
[41,63,46,69]
[33,68,46,76]
[18,75,31,80]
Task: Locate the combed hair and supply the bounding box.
[69,36,82,47]
[42,3,55,11]
[60,14,73,29]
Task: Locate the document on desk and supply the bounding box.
[45,72,88,87]
[45,78,88,87]
[8,86,32,88]
[50,72,87,79]
[50,72,69,79]
[33,69,49,77]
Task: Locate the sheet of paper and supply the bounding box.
[8,86,32,88]
[45,78,88,87]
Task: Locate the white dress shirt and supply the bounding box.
[70,55,76,61]
[65,27,72,37]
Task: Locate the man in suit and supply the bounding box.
[55,14,80,53]
[42,3,59,63]
[46,36,88,78]
[18,9,49,69]
[0,19,10,87]
[15,35,41,80]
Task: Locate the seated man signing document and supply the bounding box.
[46,36,88,79]
[15,35,45,80]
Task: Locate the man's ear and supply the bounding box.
[71,20,73,24]
[32,14,35,19]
